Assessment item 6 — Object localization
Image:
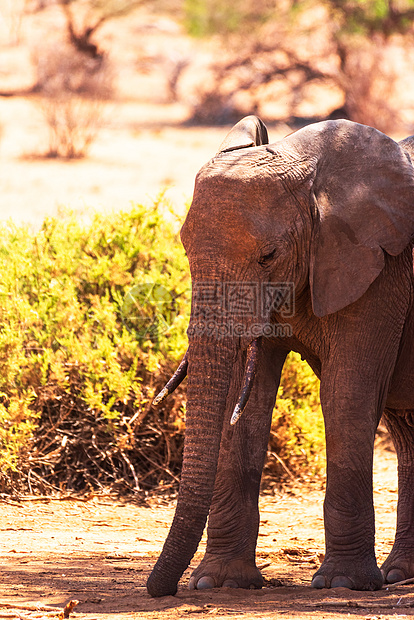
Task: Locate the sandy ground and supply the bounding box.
[0,446,412,620]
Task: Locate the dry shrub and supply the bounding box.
[38,95,105,159]
[184,2,411,133]
[189,90,249,125]
[33,44,113,158]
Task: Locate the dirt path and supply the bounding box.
[0,446,412,620]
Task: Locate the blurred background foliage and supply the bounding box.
[2,0,414,147]
[179,0,414,127]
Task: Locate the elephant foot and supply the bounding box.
[381,547,414,584]
[311,557,383,591]
[188,554,264,590]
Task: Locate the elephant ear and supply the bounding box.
[292,120,414,317]
[399,135,414,160]
[218,115,269,153]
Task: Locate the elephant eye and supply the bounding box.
[258,248,276,266]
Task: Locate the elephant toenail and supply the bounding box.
[188,577,196,590]
[386,569,406,584]
[311,575,327,589]
[331,576,354,589]
[223,579,238,588]
[197,576,216,589]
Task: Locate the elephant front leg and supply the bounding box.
[189,343,287,590]
[380,408,414,584]
[311,365,387,591]
[188,461,265,591]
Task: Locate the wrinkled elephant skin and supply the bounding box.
[147,116,414,597]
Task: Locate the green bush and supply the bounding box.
[183,0,273,37]
[0,200,323,495]
[264,353,325,488]
[0,200,190,493]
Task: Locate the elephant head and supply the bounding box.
[147,117,414,597]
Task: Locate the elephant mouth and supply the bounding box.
[152,337,261,425]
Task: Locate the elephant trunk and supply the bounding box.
[146,338,235,597]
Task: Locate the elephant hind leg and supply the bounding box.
[381,408,414,584]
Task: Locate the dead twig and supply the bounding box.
[120,450,140,492]
[268,450,297,482]
[0,603,62,612]
[386,577,414,589]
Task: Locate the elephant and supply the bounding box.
[147,115,414,597]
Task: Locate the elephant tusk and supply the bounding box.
[152,351,188,405]
[230,338,260,425]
